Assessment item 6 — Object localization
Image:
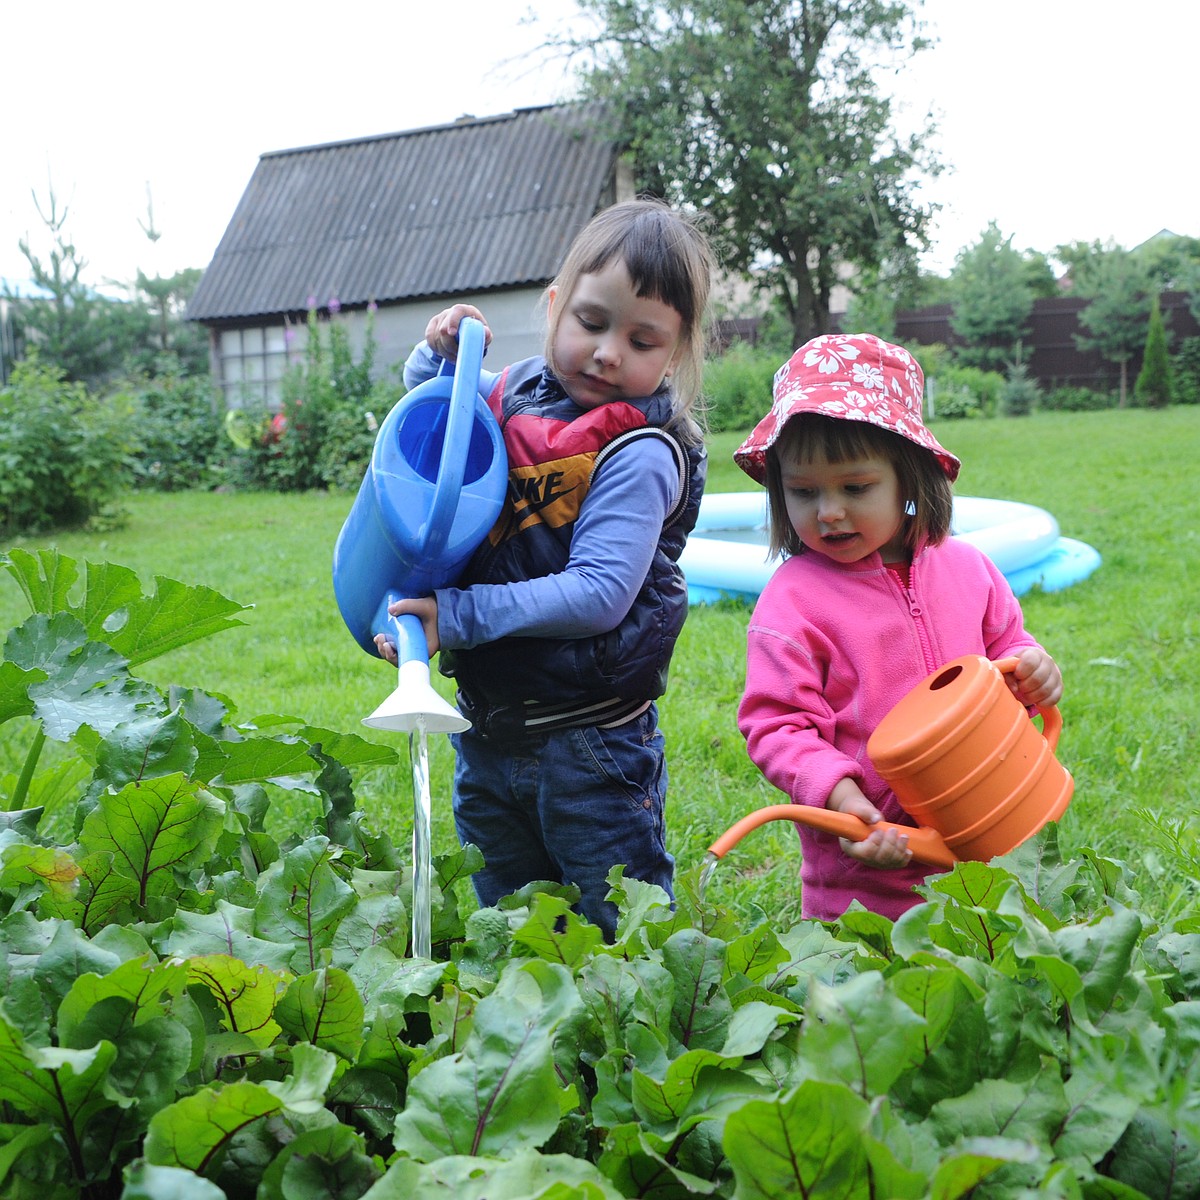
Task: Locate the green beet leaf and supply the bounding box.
[93,706,198,792]
[40,849,142,934]
[796,972,929,1097]
[362,1149,624,1199]
[512,891,606,967]
[662,928,732,1052]
[187,954,290,1048]
[393,959,582,1160]
[163,900,298,972]
[631,1046,730,1132]
[598,1121,723,1198]
[258,1119,383,1198]
[723,1078,875,1198]
[78,774,225,906]
[143,1079,283,1174]
[578,951,675,1054]
[254,835,357,973]
[1106,1102,1200,1198]
[56,953,191,1046]
[120,1162,227,1198]
[274,966,365,1060]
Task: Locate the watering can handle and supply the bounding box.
[991,656,1062,752]
[706,804,957,871]
[420,316,487,560]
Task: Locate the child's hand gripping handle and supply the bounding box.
[991,656,1062,751]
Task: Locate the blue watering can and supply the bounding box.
[332,317,507,732]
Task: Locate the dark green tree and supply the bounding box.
[1068,243,1152,407]
[1022,250,1060,299]
[134,267,208,375]
[1134,293,1172,409]
[132,188,209,374]
[947,222,1034,371]
[4,184,114,386]
[1177,258,1200,325]
[1130,231,1200,291]
[562,0,941,346]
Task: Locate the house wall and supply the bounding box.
[367,287,551,379]
[211,285,551,409]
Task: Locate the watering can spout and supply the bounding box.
[707,804,959,871]
[360,598,471,733]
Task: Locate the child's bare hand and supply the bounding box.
[827,779,914,869]
[372,596,441,664]
[424,305,491,360]
[844,825,914,869]
[1007,646,1063,709]
[374,632,398,665]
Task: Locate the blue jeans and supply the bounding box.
[450,704,674,940]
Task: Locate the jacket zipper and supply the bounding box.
[893,560,938,675]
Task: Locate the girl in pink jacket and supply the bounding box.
[734,333,1063,922]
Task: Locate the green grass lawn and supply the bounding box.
[2,406,1197,923]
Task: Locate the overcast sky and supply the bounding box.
[4,0,1195,293]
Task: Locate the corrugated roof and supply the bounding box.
[187,104,617,323]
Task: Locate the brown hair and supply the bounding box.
[545,197,715,445]
[763,413,954,559]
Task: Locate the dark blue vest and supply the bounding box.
[442,358,706,731]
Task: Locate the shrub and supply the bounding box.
[233,309,403,492]
[703,343,779,432]
[1171,336,1200,405]
[909,341,954,381]
[927,379,981,419]
[925,362,1004,419]
[128,367,225,491]
[1040,385,1117,411]
[0,356,137,536]
[1000,359,1040,416]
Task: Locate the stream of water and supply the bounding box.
[409,718,433,959]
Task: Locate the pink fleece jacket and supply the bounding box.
[738,536,1041,922]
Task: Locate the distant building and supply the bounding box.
[186,104,628,408]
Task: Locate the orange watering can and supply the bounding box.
[709,655,1073,871]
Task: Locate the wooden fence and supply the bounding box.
[714,291,1200,393]
[893,291,1199,391]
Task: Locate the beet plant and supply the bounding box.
[1,548,1198,1199]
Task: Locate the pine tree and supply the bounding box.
[1134,293,1172,409]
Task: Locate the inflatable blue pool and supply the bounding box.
[680,493,1101,606]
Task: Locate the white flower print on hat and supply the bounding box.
[734,333,961,484]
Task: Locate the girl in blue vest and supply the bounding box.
[376,198,715,939]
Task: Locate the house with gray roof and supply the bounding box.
[187,103,628,408]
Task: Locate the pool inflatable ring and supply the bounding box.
[680,493,1100,605]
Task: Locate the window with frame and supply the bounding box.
[218,325,295,409]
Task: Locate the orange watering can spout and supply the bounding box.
[706,804,958,870]
[711,654,1072,872]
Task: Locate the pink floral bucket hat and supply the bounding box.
[733,333,961,484]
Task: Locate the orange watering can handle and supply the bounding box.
[707,804,957,871]
[991,656,1062,752]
